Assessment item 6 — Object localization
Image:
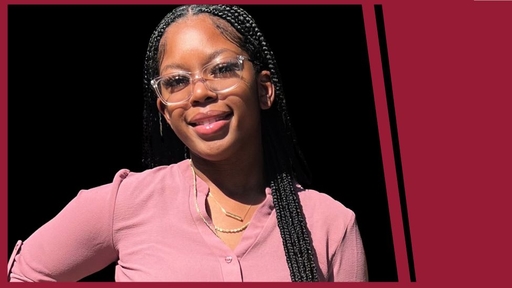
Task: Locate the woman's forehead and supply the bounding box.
[163,14,228,41]
[160,14,244,59]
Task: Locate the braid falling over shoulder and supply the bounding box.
[142,5,318,281]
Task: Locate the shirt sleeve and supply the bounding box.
[7,169,129,282]
[329,211,369,281]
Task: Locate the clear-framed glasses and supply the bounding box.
[151,51,250,105]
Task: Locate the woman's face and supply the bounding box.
[157,14,274,162]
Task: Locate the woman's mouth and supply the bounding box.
[189,113,232,127]
[188,111,233,137]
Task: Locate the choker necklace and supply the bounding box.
[190,160,250,235]
[208,192,252,222]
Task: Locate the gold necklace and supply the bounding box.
[208,192,252,222]
[215,222,250,234]
[190,160,250,235]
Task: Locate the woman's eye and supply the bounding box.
[209,62,240,78]
[161,75,190,93]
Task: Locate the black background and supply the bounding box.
[8,5,396,281]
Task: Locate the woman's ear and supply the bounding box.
[257,70,275,110]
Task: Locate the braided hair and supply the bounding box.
[142,5,318,282]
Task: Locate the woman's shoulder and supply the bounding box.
[118,159,189,187]
[295,184,356,228]
[97,160,192,220]
[75,160,190,205]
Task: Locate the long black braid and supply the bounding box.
[142,5,318,282]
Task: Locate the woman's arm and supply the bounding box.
[7,170,128,282]
[330,211,369,281]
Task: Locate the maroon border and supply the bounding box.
[362,3,410,282]
[3,0,512,287]
[381,0,512,286]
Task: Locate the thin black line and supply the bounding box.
[374,4,416,282]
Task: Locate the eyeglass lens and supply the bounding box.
[155,55,244,104]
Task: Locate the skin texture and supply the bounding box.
[157,14,275,250]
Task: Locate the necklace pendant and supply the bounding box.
[225,211,243,221]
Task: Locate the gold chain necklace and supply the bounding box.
[190,160,250,234]
[208,191,252,222]
[214,222,250,234]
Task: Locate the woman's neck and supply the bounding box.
[190,153,266,204]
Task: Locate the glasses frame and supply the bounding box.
[151,54,249,106]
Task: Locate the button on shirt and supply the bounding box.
[8,160,368,282]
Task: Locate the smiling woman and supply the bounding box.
[8,5,396,282]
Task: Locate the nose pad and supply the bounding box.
[189,76,216,104]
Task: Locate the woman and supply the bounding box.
[8,5,368,282]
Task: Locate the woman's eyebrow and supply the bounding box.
[160,63,186,74]
[160,48,235,74]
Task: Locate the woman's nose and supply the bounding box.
[188,77,217,105]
